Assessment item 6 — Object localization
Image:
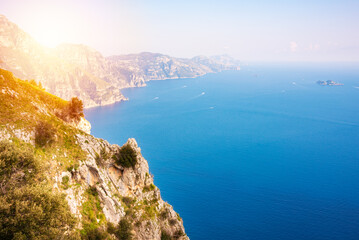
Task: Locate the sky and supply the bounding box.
[1,0,359,61]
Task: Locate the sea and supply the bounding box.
[85,62,359,240]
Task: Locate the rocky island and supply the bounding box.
[317,80,344,86]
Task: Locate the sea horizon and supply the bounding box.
[86,62,359,239]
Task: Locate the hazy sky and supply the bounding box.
[1,0,359,61]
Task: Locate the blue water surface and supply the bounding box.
[85,63,359,240]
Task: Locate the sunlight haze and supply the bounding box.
[1,0,358,61]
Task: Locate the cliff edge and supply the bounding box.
[0,68,188,239]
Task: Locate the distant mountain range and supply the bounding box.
[0,15,240,108]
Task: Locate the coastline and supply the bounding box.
[84,69,240,109]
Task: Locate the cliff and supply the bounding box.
[0,68,188,239]
[0,14,240,108]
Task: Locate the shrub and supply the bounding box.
[144,205,157,219]
[112,144,137,169]
[67,163,79,172]
[95,147,110,167]
[28,79,44,90]
[95,152,102,166]
[0,141,39,193]
[62,175,70,190]
[56,97,84,123]
[35,121,56,147]
[159,208,170,220]
[161,231,172,240]
[173,229,185,239]
[115,219,133,240]
[143,184,156,193]
[68,97,84,122]
[0,185,76,239]
[122,196,134,208]
[100,147,110,160]
[82,227,109,240]
[81,187,107,239]
[87,186,98,197]
[0,141,76,239]
[107,222,116,235]
[169,219,177,226]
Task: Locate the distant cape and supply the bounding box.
[0,14,240,108]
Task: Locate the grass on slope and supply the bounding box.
[0,68,86,171]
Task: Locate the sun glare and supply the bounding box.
[26,11,79,48]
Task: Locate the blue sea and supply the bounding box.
[85,63,359,240]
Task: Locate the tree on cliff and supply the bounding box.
[56,97,84,123]
[68,97,84,122]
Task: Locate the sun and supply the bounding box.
[26,11,79,48]
[32,28,64,48]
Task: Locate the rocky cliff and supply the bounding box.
[0,68,188,239]
[0,14,240,108]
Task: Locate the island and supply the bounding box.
[317,80,344,86]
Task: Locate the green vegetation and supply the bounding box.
[144,205,157,220]
[95,146,110,167]
[80,187,108,239]
[0,141,76,239]
[115,219,133,240]
[169,219,177,226]
[161,230,172,240]
[112,144,138,168]
[143,183,156,193]
[122,196,135,208]
[62,175,70,190]
[68,97,85,121]
[173,229,185,239]
[107,217,134,240]
[0,141,39,193]
[56,97,85,123]
[67,163,80,172]
[0,69,67,128]
[159,208,170,220]
[35,120,56,147]
[27,79,44,90]
[0,68,185,239]
[0,68,86,171]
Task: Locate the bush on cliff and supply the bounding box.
[112,144,138,169]
[0,141,39,194]
[68,97,84,121]
[115,219,133,240]
[0,185,76,239]
[0,141,76,239]
[35,120,56,147]
[56,97,84,123]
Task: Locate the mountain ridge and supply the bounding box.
[0,14,240,108]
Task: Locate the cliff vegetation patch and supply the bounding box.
[112,144,138,169]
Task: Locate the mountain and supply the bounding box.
[0,15,126,108]
[0,15,240,108]
[0,68,188,239]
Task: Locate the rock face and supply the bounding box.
[0,68,189,239]
[2,125,188,239]
[0,14,240,108]
[71,117,92,134]
[73,136,188,239]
